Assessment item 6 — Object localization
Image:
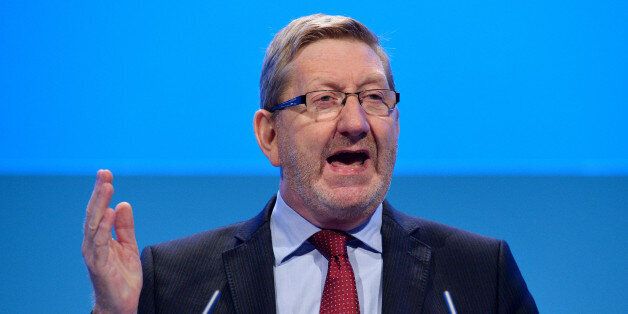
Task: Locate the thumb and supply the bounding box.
[113,202,138,247]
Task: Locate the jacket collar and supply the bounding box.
[221,197,433,314]
[222,197,277,313]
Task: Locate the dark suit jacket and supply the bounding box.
[138,197,538,313]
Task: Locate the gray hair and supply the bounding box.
[259,14,395,110]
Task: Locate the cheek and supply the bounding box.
[297,122,334,149]
[372,120,399,146]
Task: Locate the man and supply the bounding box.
[82,14,538,313]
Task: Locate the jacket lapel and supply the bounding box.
[222,198,277,314]
[220,198,432,313]
[381,202,433,314]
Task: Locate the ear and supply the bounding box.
[253,109,281,166]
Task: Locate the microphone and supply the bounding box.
[443,290,457,314]
[202,290,221,314]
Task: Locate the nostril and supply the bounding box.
[337,102,370,138]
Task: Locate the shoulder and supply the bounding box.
[381,204,537,311]
[143,221,245,261]
[138,203,273,312]
[142,205,271,264]
[138,209,270,311]
[382,201,503,256]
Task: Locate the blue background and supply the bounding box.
[1,0,626,312]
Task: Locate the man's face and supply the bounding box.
[274,38,399,230]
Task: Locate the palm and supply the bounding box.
[82,170,143,314]
[95,237,142,311]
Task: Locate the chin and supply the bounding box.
[314,183,385,222]
[328,187,374,206]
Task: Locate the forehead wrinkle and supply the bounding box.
[289,39,389,94]
[298,71,388,94]
[357,72,389,90]
[304,76,344,92]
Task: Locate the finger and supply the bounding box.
[84,170,111,232]
[85,170,114,235]
[86,182,113,237]
[84,171,101,233]
[86,170,113,214]
[113,202,138,247]
[93,207,115,267]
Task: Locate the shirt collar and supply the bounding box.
[270,191,383,266]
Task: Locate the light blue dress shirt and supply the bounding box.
[271,192,383,314]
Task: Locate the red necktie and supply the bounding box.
[309,230,360,314]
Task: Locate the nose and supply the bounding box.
[336,95,370,142]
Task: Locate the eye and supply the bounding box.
[310,91,338,102]
[308,91,340,110]
[361,90,386,102]
[318,95,334,102]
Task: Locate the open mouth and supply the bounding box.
[326,150,370,167]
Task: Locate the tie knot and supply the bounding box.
[309,229,350,259]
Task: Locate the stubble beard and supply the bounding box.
[279,134,397,228]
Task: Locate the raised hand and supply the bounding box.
[82,170,142,314]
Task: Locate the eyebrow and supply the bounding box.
[360,73,388,86]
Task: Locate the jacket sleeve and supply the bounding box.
[497,241,538,313]
[138,246,157,314]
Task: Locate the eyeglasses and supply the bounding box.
[267,89,400,120]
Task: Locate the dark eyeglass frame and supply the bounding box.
[267,89,400,115]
